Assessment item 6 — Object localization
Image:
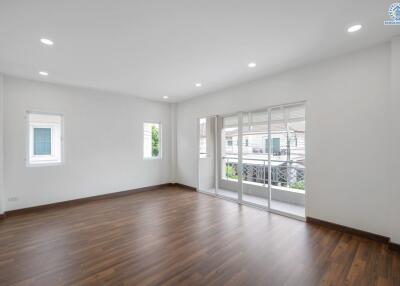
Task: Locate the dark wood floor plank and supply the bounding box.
[0,186,399,286]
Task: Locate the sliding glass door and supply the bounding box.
[241,110,269,208]
[198,116,217,194]
[198,103,306,219]
[217,114,239,200]
[269,104,306,217]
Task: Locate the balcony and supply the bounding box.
[217,156,305,217]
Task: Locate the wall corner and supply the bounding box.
[170,102,177,184]
[389,37,400,243]
[0,74,4,214]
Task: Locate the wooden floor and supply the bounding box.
[0,186,399,286]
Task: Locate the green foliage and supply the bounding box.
[152,126,159,157]
[225,165,238,180]
[290,180,305,190]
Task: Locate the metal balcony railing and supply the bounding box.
[222,156,305,190]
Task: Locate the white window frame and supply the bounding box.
[143,122,162,160]
[26,111,64,167]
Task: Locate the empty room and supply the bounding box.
[0,1,400,285]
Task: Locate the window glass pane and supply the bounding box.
[242,111,268,157]
[28,112,63,166]
[223,128,238,155]
[241,111,268,185]
[199,137,207,155]
[223,116,238,128]
[271,107,284,121]
[34,128,52,155]
[144,122,160,158]
[199,118,206,137]
[151,124,160,157]
[269,105,305,189]
[287,104,305,120]
[143,123,152,158]
[269,103,306,217]
[221,115,239,182]
[199,118,208,158]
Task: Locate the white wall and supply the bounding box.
[1,40,398,243]
[0,74,4,214]
[3,76,172,211]
[177,43,393,238]
[389,37,400,244]
[169,103,177,184]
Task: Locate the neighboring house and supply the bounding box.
[224,131,305,161]
[222,129,305,189]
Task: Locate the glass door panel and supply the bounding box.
[241,110,269,208]
[198,117,216,194]
[200,102,306,220]
[269,105,306,218]
[217,114,239,200]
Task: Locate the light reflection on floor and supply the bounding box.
[200,188,305,218]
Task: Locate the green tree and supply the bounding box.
[225,165,238,180]
[152,126,159,157]
[290,180,305,190]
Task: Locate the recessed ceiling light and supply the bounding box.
[347,24,362,33]
[195,83,202,87]
[39,71,48,76]
[40,38,54,46]
[163,96,168,99]
[248,62,257,68]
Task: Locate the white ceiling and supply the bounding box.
[0,0,399,102]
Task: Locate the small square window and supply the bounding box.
[143,122,161,159]
[27,112,63,166]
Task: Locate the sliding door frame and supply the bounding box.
[196,100,306,221]
[196,115,218,195]
[237,112,243,202]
